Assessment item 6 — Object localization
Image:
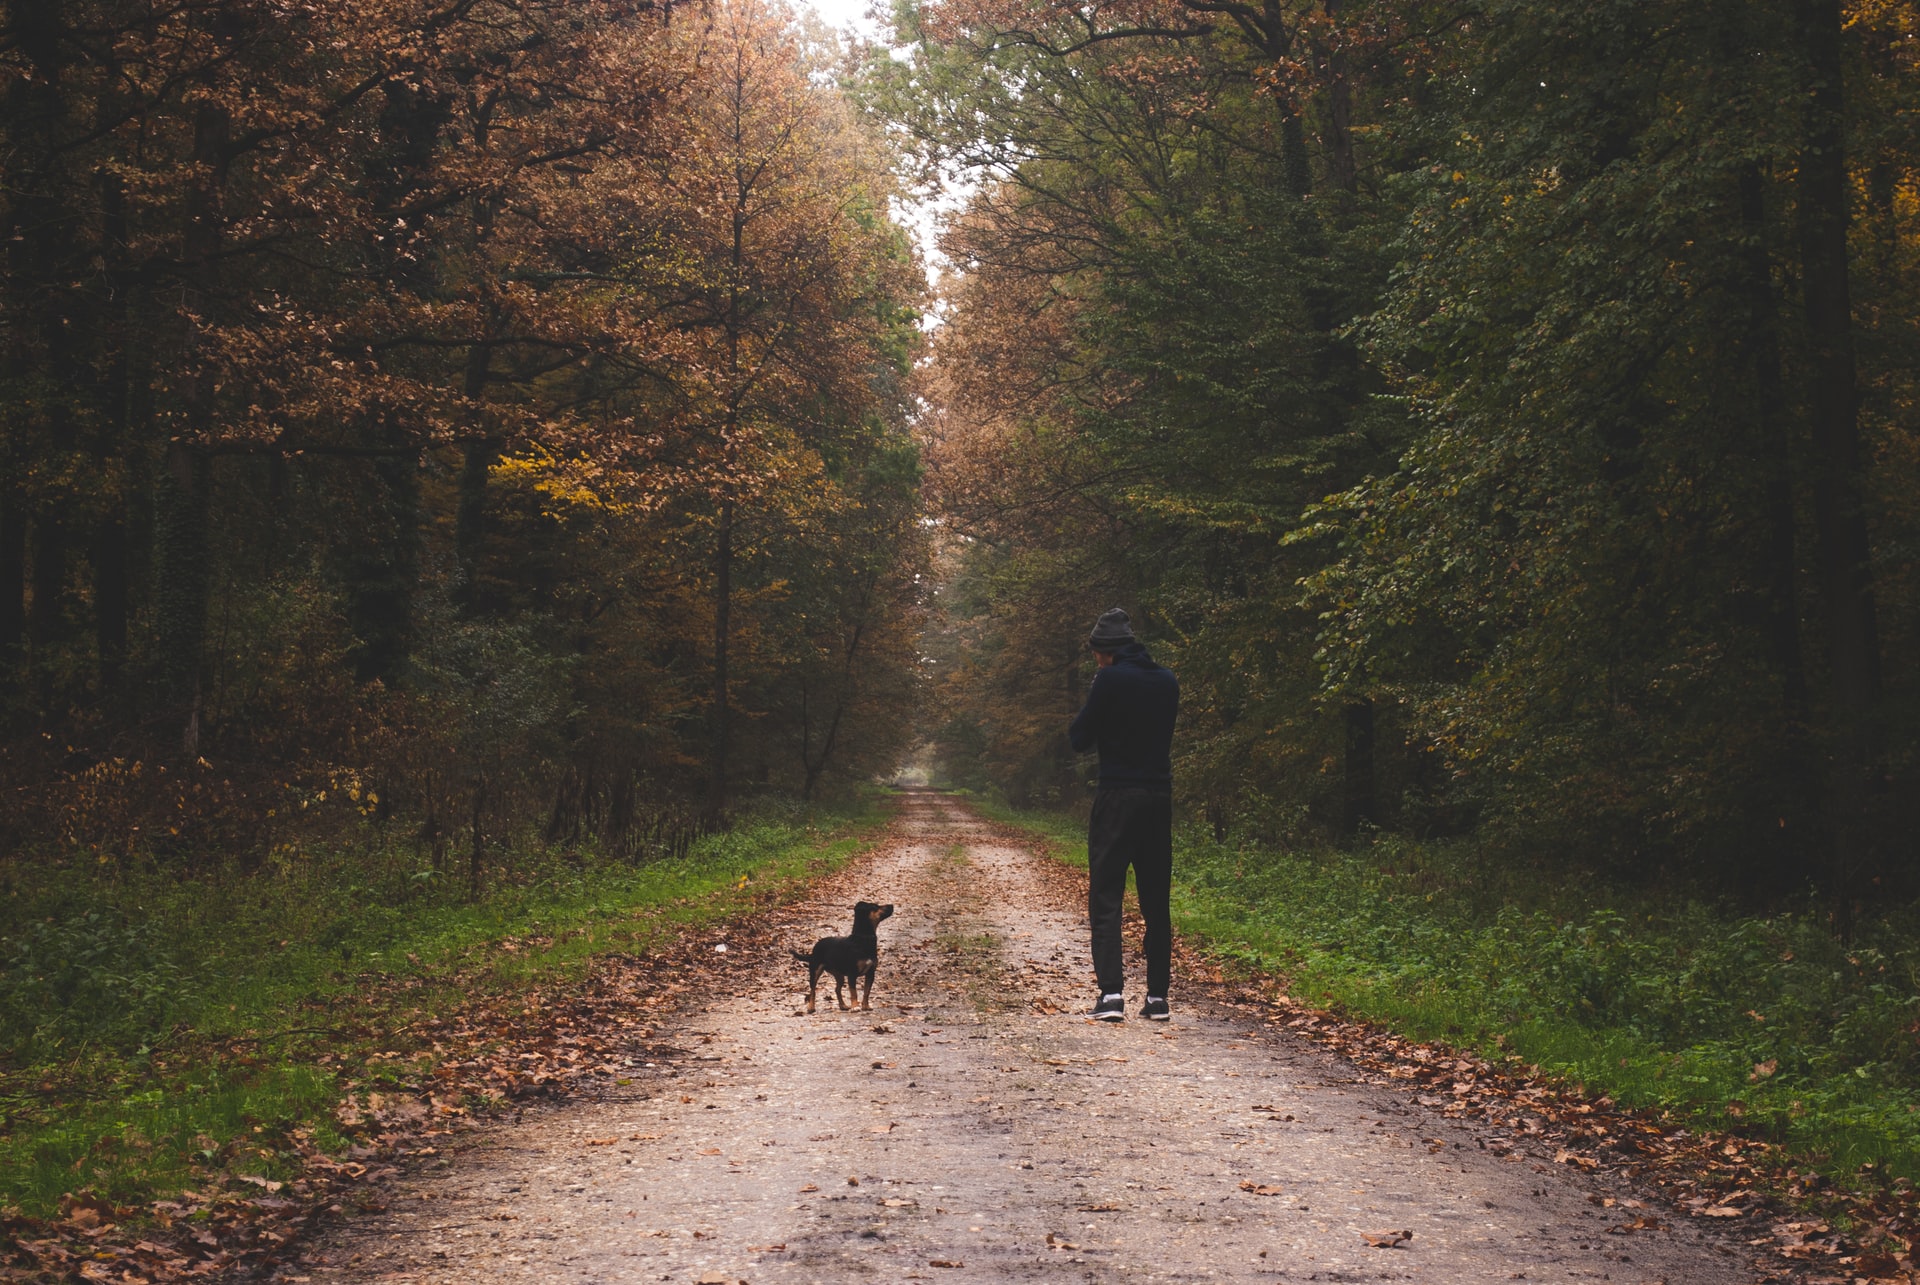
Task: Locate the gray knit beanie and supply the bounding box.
[1086,607,1136,652]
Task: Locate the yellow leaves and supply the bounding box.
[493,448,635,518]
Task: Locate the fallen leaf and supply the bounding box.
[929,1260,964,1269]
[1238,1181,1285,1196]
[1363,1229,1413,1249]
[586,1138,618,1146]
[698,1147,722,1155]
[1749,1059,1778,1082]
[798,1183,819,1193]
[1046,1233,1080,1250]
[882,1198,915,1207]
[1701,1206,1746,1218]
[1078,1203,1121,1212]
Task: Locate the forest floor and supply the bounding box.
[278,791,1773,1284]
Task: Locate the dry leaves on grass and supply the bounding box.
[0,884,843,1285]
[1175,932,1920,1285]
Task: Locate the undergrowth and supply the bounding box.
[0,796,887,1216]
[982,799,1920,1184]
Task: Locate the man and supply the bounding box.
[1068,607,1178,1021]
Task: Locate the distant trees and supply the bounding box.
[0,0,926,873]
[888,0,1919,901]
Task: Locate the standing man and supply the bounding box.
[1069,607,1178,1021]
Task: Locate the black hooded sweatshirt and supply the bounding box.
[1068,641,1178,792]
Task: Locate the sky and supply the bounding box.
[801,0,887,40]
[794,0,965,297]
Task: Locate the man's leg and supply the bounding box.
[1086,790,1128,996]
[1129,792,1174,998]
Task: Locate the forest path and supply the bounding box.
[296,792,1754,1284]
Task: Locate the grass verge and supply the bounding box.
[977,798,1920,1186]
[0,796,889,1219]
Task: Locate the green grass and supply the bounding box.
[980,799,1920,1184]
[0,796,890,1216]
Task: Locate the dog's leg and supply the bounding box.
[835,975,849,1010]
[860,964,876,1010]
[806,964,820,1014]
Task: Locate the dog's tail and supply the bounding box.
[790,948,812,964]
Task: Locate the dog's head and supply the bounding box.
[853,901,895,930]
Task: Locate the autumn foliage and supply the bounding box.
[0,0,927,871]
[889,0,1920,899]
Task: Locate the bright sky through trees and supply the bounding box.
[801,0,883,37]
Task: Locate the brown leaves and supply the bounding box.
[1238,1181,1286,1196]
[1362,1229,1413,1249]
[1180,940,1920,1285]
[0,901,800,1282]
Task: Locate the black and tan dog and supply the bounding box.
[792,901,894,1013]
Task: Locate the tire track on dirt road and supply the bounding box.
[290,791,1755,1283]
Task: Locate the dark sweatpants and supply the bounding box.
[1087,786,1173,997]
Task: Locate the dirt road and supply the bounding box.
[294,792,1756,1283]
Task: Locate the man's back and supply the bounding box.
[1068,641,1178,792]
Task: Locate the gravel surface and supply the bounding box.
[293,792,1757,1283]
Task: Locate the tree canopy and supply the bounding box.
[880,0,1919,903]
[0,0,927,875]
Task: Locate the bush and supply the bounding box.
[0,906,194,1055]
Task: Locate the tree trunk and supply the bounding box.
[455,339,495,612]
[95,168,132,701]
[155,443,212,757]
[0,496,23,673]
[1341,698,1375,837]
[708,497,734,815]
[1738,163,1814,892]
[1795,0,1884,917]
[348,450,421,684]
[28,513,67,713]
[468,776,487,896]
[156,98,230,758]
[1321,0,1357,197]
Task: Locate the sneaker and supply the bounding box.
[1141,996,1171,1021]
[1091,993,1126,1022]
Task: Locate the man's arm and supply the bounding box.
[1069,669,1109,752]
